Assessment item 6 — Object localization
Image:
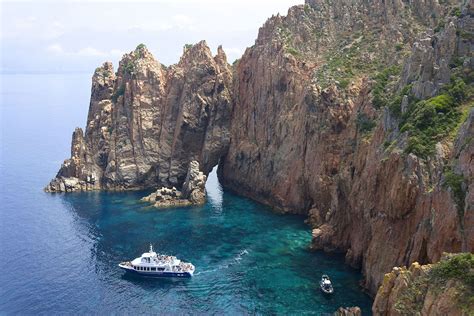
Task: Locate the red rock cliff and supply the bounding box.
[219,0,473,295]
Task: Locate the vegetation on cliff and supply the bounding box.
[408,253,474,313]
[400,70,473,158]
[374,253,474,315]
[443,167,467,213]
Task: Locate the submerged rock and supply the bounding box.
[141,161,206,208]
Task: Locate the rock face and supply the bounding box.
[372,253,473,315]
[46,0,473,310]
[334,307,362,316]
[219,0,442,212]
[46,41,232,192]
[219,0,474,296]
[141,160,207,207]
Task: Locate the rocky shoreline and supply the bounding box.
[45,0,473,314]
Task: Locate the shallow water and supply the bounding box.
[0,74,372,314]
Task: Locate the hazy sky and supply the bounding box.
[1,0,303,73]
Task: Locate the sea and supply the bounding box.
[0,73,373,314]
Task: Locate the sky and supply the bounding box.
[0,0,304,73]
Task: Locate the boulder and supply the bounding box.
[141,161,206,208]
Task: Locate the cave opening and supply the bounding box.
[206,165,223,209]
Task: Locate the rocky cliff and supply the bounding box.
[46,41,232,192]
[373,253,473,315]
[219,0,473,295]
[46,0,473,307]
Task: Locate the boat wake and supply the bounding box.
[195,249,250,275]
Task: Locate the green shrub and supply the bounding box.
[448,78,467,102]
[395,43,403,51]
[122,61,135,75]
[111,84,125,103]
[339,78,350,89]
[357,113,376,134]
[430,253,474,288]
[428,94,455,113]
[449,57,464,69]
[450,7,461,17]
[372,66,401,108]
[401,95,460,157]
[443,169,466,212]
[391,84,418,116]
[400,71,472,158]
[428,253,474,313]
[135,43,146,51]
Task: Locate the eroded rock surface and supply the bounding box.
[46,41,232,192]
[141,160,206,207]
[372,253,473,315]
[334,307,362,316]
[219,0,473,296]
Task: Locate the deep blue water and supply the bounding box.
[0,74,372,314]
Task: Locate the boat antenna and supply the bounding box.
[150,243,153,253]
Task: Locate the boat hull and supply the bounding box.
[320,288,334,294]
[119,265,193,278]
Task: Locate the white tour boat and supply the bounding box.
[118,244,195,278]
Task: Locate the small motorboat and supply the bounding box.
[118,244,195,278]
[320,274,334,294]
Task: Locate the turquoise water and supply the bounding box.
[0,74,372,314]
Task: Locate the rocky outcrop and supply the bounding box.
[46,41,232,192]
[141,160,206,207]
[372,253,473,315]
[219,0,473,296]
[334,307,362,316]
[45,128,98,192]
[181,160,207,204]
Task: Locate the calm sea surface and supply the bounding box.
[0,74,372,314]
